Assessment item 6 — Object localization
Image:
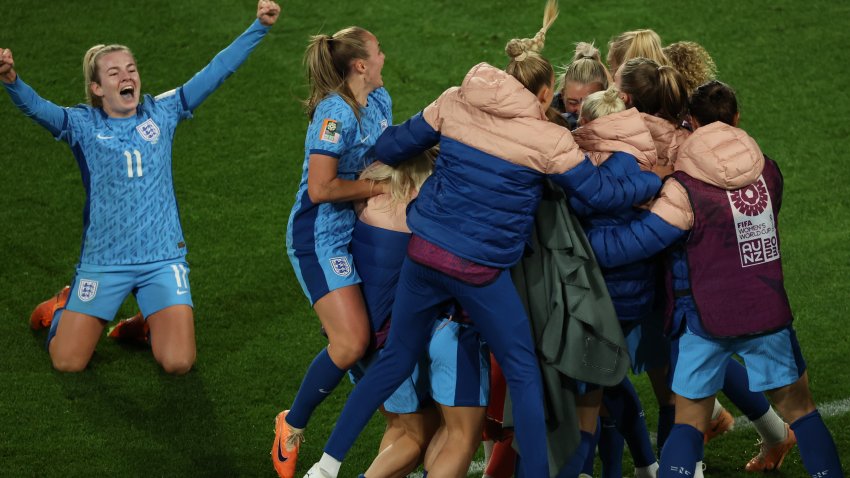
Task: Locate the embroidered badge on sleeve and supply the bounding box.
[320,119,341,144]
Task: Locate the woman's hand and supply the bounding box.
[0,48,17,84]
[257,0,281,27]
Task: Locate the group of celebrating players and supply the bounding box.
[1,1,843,477]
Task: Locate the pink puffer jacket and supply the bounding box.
[642,113,691,178]
[572,108,658,172]
[651,121,765,230]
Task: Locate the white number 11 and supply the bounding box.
[124,150,143,178]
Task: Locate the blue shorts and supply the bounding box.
[65,258,194,322]
[428,318,490,407]
[671,326,807,400]
[288,247,361,305]
[622,312,670,374]
[350,350,431,415]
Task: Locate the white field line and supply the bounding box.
[404,396,850,478]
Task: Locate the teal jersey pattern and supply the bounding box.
[3,19,270,267]
[287,88,392,253]
[61,91,192,265]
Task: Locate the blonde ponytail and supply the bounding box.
[580,87,625,123]
[505,0,559,95]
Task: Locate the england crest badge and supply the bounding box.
[136,118,161,143]
[77,279,99,302]
[329,256,352,277]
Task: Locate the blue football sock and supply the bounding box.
[791,410,844,477]
[598,417,624,478]
[608,378,656,467]
[581,417,601,474]
[657,404,675,454]
[45,307,65,349]
[286,348,345,428]
[557,431,595,478]
[659,424,703,477]
[722,359,769,420]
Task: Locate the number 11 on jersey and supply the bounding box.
[124,150,143,178]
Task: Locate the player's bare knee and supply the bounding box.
[329,338,368,368]
[160,356,194,375]
[51,355,88,373]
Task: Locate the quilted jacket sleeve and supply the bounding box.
[373,111,440,166]
[551,153,662,213]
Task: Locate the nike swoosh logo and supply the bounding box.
[276,438,288,463]
[176,290,190,295]
[319,388,331,394]
[360,135,371,144]
[96,134,114,140]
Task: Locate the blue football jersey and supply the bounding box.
[57,91,192,265]
[287,88,393,252]
[4,19,271,267]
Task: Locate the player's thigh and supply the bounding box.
[313,285,370,345]
[49,310,106,371]
[147,304,195,372]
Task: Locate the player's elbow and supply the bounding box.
[306,183,329,204]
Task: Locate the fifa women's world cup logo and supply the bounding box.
[730,181,769,216]
[727,177,779,268]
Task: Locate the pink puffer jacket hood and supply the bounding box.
[651,122,764,231]
[460,62,548,120]
[675,121,764,190]
[424,63,585,175]
[572,108,658,172]
[641,113,690,177]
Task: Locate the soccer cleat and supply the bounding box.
[303,463,333,478]
[704,407,734,443]
[272,410,304,478]
[29,286,70,330]
[744,425,796,472]
[107,312,149,344]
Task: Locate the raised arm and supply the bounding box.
[180,0,280,111]
[1,48,68,137]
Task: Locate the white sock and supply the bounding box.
[318,453,341,478]
[711,398,724,420]
[751,407,788,445]
[634,461,659,478]
[694,461,705,478]
[483,439,495,467]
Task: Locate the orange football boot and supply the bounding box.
[107,312,149,343]
[272,410,304,478]
[29,286,70,330]
[745,425,797,472]
[704,407,735,443]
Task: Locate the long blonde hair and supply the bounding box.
[303,27,371,121]
[504,0,559,96]
[359,148,437,209]
[83,44,134,108]
[607,29,668,74]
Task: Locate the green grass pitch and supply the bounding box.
[1,1,848,476]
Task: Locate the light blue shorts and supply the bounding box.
[350,351,431,414]
[671,326,806,400]
[65,258,194,322]
[428,318,490,407]
[288,247,361,305]
[623,311,670,374]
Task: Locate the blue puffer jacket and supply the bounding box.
[569,108,663,321]
[374,63,661,268]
